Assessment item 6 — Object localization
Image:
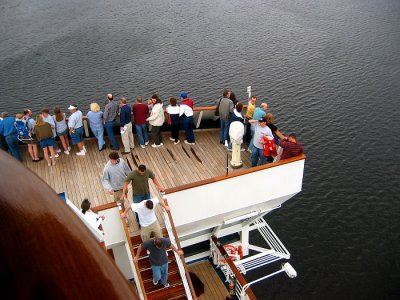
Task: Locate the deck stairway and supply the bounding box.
[130,234,188,300]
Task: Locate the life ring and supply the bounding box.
[219,244,238,263]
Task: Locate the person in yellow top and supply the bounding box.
[244,95,257,145]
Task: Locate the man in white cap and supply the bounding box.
[68,105,86,156]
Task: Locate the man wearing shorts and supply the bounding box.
[68,105,86,156]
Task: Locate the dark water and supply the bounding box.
[1,0,400,299]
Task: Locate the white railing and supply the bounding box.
[162,208,193,300]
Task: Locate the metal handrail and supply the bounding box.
[162,197,197,300]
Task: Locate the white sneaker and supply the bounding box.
[184,140,190,144]
[174,140,180,145]
[56,148,62,153]
[169,137,175,141]
[50,153,59,159]
[140,145,145,149]
[67,146,71,151]
[163,282,170,288]
[151,144,160,148]
[160,143,163,146]
[64,150,70,155]
[76,150,86,156]
[224,141,228,147]
[191,142,195,145]
[145,141,149,146]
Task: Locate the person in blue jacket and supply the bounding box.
[0,112,22,161]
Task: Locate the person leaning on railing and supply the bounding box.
[278,133,303,160]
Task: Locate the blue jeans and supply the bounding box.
[152,262,168,285]
[183,116,195,143]
[220,119,230,143]
[91,126,105,150]
[104,120,118,149]
[251,146,267,167]
[133,193,150,204]
[5,135,22,161]
[135,123,148,146]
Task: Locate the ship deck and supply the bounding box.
[187,260,230,299]
[23,128,252,236]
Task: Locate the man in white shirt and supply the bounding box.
[121,197,169,242]
[249,117,273,167]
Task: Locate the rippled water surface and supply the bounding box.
[1,0,400,299]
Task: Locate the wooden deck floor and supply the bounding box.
[187,260,230,299]
[22,129,252,235]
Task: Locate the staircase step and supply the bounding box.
[147,284,187,300]
[140,260,179,279]
[144,270,183,293]
[145,273,185,299]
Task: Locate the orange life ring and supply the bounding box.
[219,244,238,263]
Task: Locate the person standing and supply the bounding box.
[121,164,164,204]
[102,151,131,211]
[119,97,134,154]
[244,96,257,145]
[132,97,149,149]
[35,114,56,166]
[217,89,234,147]
[86,102,105,151]
[53,106,71,155]
[134,237,184,288]
[249,117,274,167]
[146,94,164,148]
[0,112,22,161]
[166,97,180,144]
[179,92,195,145]
[23,109,40,162]
[42,107,60,157]
[68,105,86,156]
[249,102,268,149]
[103,93,120,150]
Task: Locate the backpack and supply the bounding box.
[15,119,32,141]
[262,135,277,157]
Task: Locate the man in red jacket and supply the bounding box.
[132,97,149,149]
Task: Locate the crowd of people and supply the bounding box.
[216,88,303,167]
[0,92,198,164]
[0,89,303,168]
